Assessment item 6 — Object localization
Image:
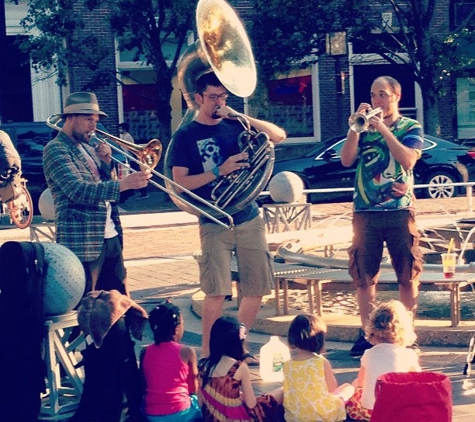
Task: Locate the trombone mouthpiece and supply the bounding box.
[87,131,100,148]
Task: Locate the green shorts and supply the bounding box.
[198,216,274,297]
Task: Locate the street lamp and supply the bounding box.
[326,31,348,133]
[326,31,348,94]
[326,31,348,56]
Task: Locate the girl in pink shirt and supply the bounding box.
[140,301,202,421]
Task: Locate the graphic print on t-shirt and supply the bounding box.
[198,137,222,172]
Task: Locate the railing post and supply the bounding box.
[467,186,473,213]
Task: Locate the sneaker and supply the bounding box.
[350,335,373,357]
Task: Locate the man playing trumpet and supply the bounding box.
[340,76,424,357]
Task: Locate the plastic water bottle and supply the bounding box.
[259,335,290,382]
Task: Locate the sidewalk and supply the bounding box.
[1,193,475,420]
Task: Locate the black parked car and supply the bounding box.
[269,135,475,203]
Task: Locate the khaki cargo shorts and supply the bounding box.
[197,216,274,297]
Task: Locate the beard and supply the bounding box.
[72,130,91,144]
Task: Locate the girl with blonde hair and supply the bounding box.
[346,300,421,421]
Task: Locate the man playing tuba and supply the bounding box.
[169,72,286,361]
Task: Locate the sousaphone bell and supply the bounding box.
[164,0,275,224]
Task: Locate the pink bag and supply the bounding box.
[371,372,452,422]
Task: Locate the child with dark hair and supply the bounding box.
[199,316,283,422]
[140,301,202,421]
[283,313,354,422]
[346,300,421,421]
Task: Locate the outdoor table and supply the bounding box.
[272,264,475,327]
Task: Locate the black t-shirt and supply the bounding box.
[169,120,259,225]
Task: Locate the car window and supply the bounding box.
[422,139,435,151]
[0,123,53,160]
[316,139,346,159]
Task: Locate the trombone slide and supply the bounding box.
[45,114,235,229]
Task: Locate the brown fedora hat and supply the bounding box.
[62,91,108,118]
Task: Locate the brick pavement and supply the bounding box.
[122,225,201,260]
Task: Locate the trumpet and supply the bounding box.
[348,107,382,133]
[46,114,235,229]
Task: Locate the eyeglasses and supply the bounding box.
[202,93,229,101]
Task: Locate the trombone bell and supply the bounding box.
[93,127,163,170]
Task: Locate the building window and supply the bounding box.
[457,77,475,140]
[250,75,314,139]
[451,0,475,29]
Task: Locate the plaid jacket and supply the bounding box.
[43,132,122,262]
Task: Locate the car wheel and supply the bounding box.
[423,171,458,199]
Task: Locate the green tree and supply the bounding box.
[251,0,475,136]
[15,0,198,143]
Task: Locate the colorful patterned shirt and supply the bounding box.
[353,116,423,212]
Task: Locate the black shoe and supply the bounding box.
[350,335,373,357]
[407,342,421,354]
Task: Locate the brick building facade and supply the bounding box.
[2,0,474,145]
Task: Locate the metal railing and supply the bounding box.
[261,182,475,213]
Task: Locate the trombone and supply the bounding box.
[46,114,235,229]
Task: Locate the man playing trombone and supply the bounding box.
[43,91,152,422]
[43,91,151,296]
[169,72,286,361]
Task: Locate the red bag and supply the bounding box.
[371,372,452,422]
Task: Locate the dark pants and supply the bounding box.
[71,317,143,422]
[83,236,127,295]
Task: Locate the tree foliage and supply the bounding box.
[16,0,198,141]
[250,0,475,136]
[250,0,355,79]
[12,0,475,138]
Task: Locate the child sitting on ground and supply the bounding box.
[282,313,354,422]
[346,300,421,421]
[198,316,283,422]
[140,301,202,421]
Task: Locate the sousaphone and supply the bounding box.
[164,0,275,224]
